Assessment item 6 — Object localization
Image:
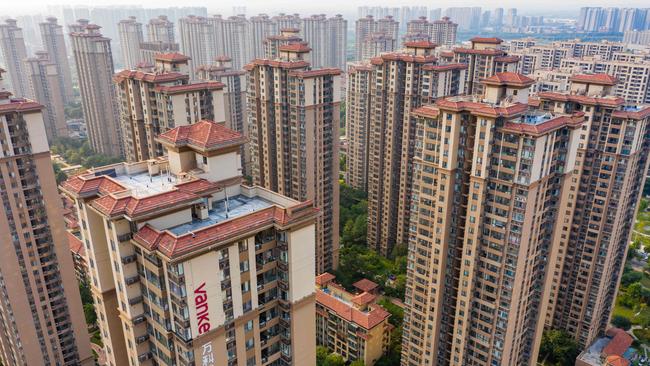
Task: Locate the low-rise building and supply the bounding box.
[576,328,635,366]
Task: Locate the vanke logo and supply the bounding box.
[195,282,211,334]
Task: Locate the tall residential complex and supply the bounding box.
[118,17,145,69]
[248,14,275,60]
[146,15,175,43]
[0,69,93,366]
[399,73,650,365]
[69,22,123,156]
[578,7,650,32]
[39,17,74,103]
[61,120,318,366]
[212,15,250,70]
[25,51,67,141]
[301,14,347,69]
[345,62,373,191]
[246,44,341,273]
[178,15,215,76]
[263,28,302,59]
[196,56,249,175]
[444,7,482,31]
[405,16,458,47]
[361,42,466,255]
[114,53,226,162]
[0,19,31,98]
[355,15,399,61]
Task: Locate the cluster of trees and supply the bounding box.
[538,330,580,366]
[51,137,122,169]
[317,347,364,366]
[340,183,368,246]
[78,280,96,326]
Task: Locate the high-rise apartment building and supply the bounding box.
[0,19,31,98]
[0,69,93,366]
[355,15,399,61]
[248,14,275,60]
[263,28,303,59]
[212,15,250,70]
[345,62,373,191]
[69,21,123,156]
[179,15,216,76]
[405,16,458,47]
[118,17,145,69]
[271,13,301,32]
[196,56,249,175]
[400,73,650,365]
[245,44,341,273]
[61,119,318,366]
[624,30,650,46]
[114,53,226,162]
[138,41,180,65]
[39,17,74,103]
[444,7,482,31]
[146,15,175,44]
[24,51,67,141]
[301,14,347,69]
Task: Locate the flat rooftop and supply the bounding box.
[168,194,272,235]
[111,171,179,198]
[517,111,554,125]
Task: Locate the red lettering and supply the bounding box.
[194,282,211,334]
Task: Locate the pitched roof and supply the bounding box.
[470,36,503,44]
[154,52,190,62]
[353,278,379,293]
[404,40,437,48]
[351,292,377,306]
[603,328,633,357]
[67,232,85,257]
[154,81,224,94]
[537,92,625,108]
[482,72,534,87]
[316,289,390,329]
[570,73,618,85]
[278,43,311,53]
[315,272,336,286]
[156,120,247,152]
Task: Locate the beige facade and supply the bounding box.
[61,120,318,366]
[246,44,341,274]
[315,273,392,366]
[400,72,650,365]
[405,16,458,47]
[345,62,373,191]
[119,17,145,69]
[114,53,226,163]
[362,42,467,256]
[147,15,175,44]
[0,19,30,98]
[263,28,303,60]
[39,17,74,103]
[0,72,93,366]
[355,15,399,61]
[25,51,68,142]
[300,14,347,69]
[69,21,123,157]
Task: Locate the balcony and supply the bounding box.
[133,314,146,325]
[129,296,144,306]
[125,275,140,285]
[138,352,152,362]
[135,334,149,344]
[121,254,137,265]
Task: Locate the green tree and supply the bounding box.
[316,346,329,366]
[611,315,632,330]
[52,163,68,185]
[83,303,97,325]
[640,198,649,212]
[323,353,345,366]
[620,271,643,287]
[349,360,365,366]
[538,329,580,366]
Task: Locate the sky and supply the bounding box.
[0,0,646,16]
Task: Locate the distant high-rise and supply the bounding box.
[264,28,303,59]
[405,16,457,47]
[118,16,144,69]
[39,17,74,103]
[0,68,94,366]
[179,15,216,76]
[212,15,249,70]
[248,14,275,60]
[69,22,123,156]
[25,51,67,141]
[0,19,31,98]
[361,42,467,255]
[444,7,482,31]
[114,53,226,162]
[146,15,174,43]
[355,15,399,61]
[578,7,650,32]
[301,14,347,69]
[246,43,341,273]
[493,7,504,27]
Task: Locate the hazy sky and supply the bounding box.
[0,0,645,16]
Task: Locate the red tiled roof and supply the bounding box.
[453,47,505,56]
[502,113,585,136]
[482,72,535,87]
[605,355,630,366]
[440,51,454,58]
[612,106,650,120]
[470,36,503,44]
[244,59,310,70]
[0,100,43,114]
[570,73,618,85]
[154,81,224,94]
[316,289,390,329]
[412,105,440,118]
[60,175,125,197]
[157,120,247,152]
[435,99,529,118]
[113,69,188,83]
[537,92,625,108]
[316,272,336,286]
[67,232,85,257]
[155,52,190,62]
[353,278,379,293]
[133,203,317,259]
[288,68,342,78]
[494,55,520,63]
[351,292,377,306]
[422,63,467,72]
[404,40,437,48]
[278,43,311,52]
[370,53,437,65]
[603,328,633,358]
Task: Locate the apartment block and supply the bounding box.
[139,41,180,65]
[345,62,372,191]
[0,19,30,98]
[400,72,650,365]
[70,22,123,156]
[451,37,519,95]
[248,14,276,60]
[263,28,302,60]
[114,53,226,162]
[355,15,399,61]
[301,14,347,69]
[179,16,217,76]
[363,42,467,256]
[555,39,626,60]
[147,15,175,44]
[0,70,93,366]
[24,51,67,141]
[119,17,145,69]
[529,68,572,93]
[39,17,74,103]
[196,56,249,175]
[315,273,392,366]
[61,120,318,366]
[245,44,341,273]
[405,16,458,47]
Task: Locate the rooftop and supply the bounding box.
[168,194,272,235]
[156,120,247,152]
[577,328,635,366]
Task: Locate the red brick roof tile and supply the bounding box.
[470,36,503,44]
[155,52,190,62]
[570,73,618,85]
[278,43,311,53]
[404,40,437,48]
[157,120,247,152]
[67,232,85,257]
[482,72,534,87]
[537,92,625,108]
[603,328,633,357]
[316,289,390,329]
[353,278,379,293]
[315,272,336,286]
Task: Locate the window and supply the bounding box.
[240,260,249,272]
[238,241,248,252]
[244,320,253,332]
[202,156,208,164]
[245,338,254,350]
[241,281,250,293]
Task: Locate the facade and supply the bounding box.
[61,119,318,366]
[624,30,650,46]
[315,273,392,366]
[405,16,458,47]
[178,15,216,77]
[345,62,372,191]
[0,19,30,98]
[363,42,467,256]
[245,44,341,273]
[0,69,93,366]
[39,17,74,103]
[263,28,302,60]
[147,15,175,44]
[67,231,89,283]
[119,17,145,69]
[196,56,249,175]
[301,14,347,69]
[355,15,399,61]
[69,22,123,156]
[114,53,226,162]
[24,51,67,141]
[400,72,650,365]
[139,41,180,64]
[248,14,275,61]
